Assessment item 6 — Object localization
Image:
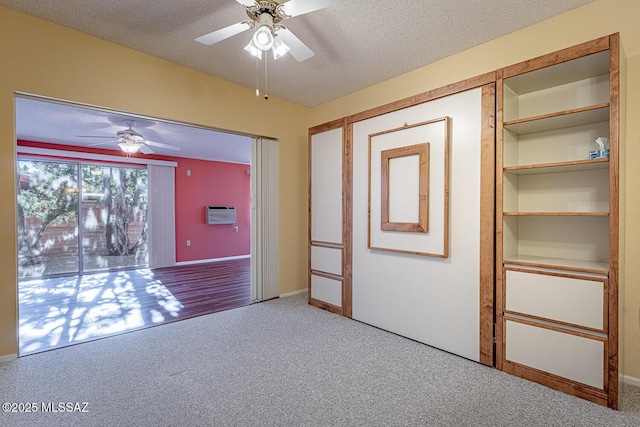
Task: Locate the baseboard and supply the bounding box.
[280,289,308,298]
[175,255,250,266]
[621,374,640,387]
[0,353,18,363]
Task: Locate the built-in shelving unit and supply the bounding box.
[496,35,619,408]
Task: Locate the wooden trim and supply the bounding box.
[500,35,610,79]
[308,120,314,306]
[607,32,620,410]
[380,143,429,233]
[310,241,344,249]
[367,246,448,259]
[309,117,347,135]
[346,71,496,124]
[504,310,607,336]
[503,259,608,276]
[343,122,353,318]
[503,212,609,217]
[367,117,450,258]
[310,270,344,282]
[495,68,505,371]
[479,83,496,367]
[309,296,344,316]
[505,266,607,280]
[504,158,609,173]
[502,361,608,406]
[502,103,610,128]
[504,316,607,345]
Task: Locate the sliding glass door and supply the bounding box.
[81,164,148,272]
[17,160,79,277]
[17,159,148,278]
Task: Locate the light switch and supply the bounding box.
[186,169,191,176]
[186,240,191,247]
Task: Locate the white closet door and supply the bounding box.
[309,125,346,313]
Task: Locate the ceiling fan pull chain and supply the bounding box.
[264,53,269,100]
[255,56,260,97]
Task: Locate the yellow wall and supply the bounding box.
[309,0,640,379]
[0,6,310,357]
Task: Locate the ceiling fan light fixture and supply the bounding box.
[253,25,274,51]
[272,36,290,60]
[118,142,141,154]
[244,39,263,59]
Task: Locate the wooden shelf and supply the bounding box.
[503,104,609,135]
[503,254,609,275]
[497,35,618,409]
[504,158,609,175]
[503,212,609,217]
[503,50,610,93]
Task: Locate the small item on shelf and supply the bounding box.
[589,137,609,159]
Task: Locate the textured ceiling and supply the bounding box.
[0,0,594,107]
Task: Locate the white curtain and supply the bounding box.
[251,138,279,300]
[147,164,176,268]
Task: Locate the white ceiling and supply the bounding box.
[0,0,593,108]
[16,97,252,164]
[5,0,594,162]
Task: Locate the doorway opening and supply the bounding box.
[15,95,278,356]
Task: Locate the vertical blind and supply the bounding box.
[148,164,176,268]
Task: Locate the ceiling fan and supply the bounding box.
[195,0,345,62]
[78,120,180,155]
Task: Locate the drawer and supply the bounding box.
[310,274,342,308]
[311,245,342,276]
[505,268,606,331]
[505,319,605,389]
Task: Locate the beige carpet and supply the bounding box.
[1,293,639,426]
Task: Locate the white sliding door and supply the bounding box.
[251,137,279,301]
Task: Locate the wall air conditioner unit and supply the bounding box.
[206,206,236,225]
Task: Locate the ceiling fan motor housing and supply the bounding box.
[117,128,145,145]
[246,1,289,24]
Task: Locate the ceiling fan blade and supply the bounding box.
[88,141,115,147]
[145,140,181,151]
[278,28,314,62]
[139,145,154,155]
[77,135,113,138]
[280,0,344,17]
[195,22,251,45]
[235,0,256,6]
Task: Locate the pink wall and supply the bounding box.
[175,158,251,262]
[18,140,251,263]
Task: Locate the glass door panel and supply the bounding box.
[81,165,148,272]
[17,160,79,278]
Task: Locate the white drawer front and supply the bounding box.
[311,246,342,276]
[311,274,342,308]
[506,320,604,389]
[505,269,604,330]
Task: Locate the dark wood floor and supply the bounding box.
[18,258,252,356]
